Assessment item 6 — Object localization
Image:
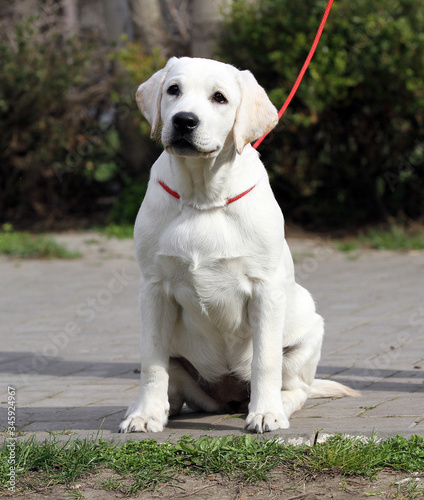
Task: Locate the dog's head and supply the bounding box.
[136,57,278,157]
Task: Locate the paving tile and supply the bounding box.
[1,236,424,441]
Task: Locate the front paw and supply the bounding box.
[119,401,169,433]
[245,411,290,433]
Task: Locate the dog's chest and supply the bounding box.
[153,209,256,331]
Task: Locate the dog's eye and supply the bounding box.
[212,92,228,104]
[167,84,180,96]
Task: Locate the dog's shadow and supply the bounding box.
[167,409,248,432]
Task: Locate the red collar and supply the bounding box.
[158,180,255,205]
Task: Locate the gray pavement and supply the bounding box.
[1,232,423,444]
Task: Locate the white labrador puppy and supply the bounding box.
[119,57,358,434]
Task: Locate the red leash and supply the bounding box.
[253,0,334,150]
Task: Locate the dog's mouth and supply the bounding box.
[171,138,196,151]
[167,138,218,158]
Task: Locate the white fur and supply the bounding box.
[119,57,358,434]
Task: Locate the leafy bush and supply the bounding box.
[109,176,149,225]
[217,0,424,227]
[0,18,164,229]
[107,42,166,226]
[0,16,123,227]
[110,40,166,139]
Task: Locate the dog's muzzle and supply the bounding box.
[169,112,199,151]
[167,111,218,157]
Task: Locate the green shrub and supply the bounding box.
[110,41,166,139]
[0,16,122,227]
[110,176,149,225]
[0,17,167,229]
[217,0,424,227]
[107,42,166,226]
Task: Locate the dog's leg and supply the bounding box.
[281,314,324,419]
[245,285,290,433]
[281,312,359,416]
[119,280,178,433]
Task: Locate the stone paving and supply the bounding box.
[1,232,423,444]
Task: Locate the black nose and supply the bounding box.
[172,112,200,133]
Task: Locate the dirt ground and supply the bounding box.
[3,469,422,499]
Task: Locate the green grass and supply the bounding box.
[336,241,360,252]
[2,433,424,494]
[99,223,134,240]
[335,225,424,252]
[393,477,424,499]
[0,224,81,259]
[360,225,424,251]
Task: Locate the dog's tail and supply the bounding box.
[309,378,360,399]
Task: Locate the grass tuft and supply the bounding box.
[359,225,424,251]
[0,224,81,259]
[336,225,424,252]
[1,433,424,494]
[100,223,134,240]
[336,241,360,252]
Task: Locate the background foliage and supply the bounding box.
[1,1,424,229]
[0,18,113,227]
[0,18,161,229]
[217,0,424,228]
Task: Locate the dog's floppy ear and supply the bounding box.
[135,57,178,137]
[233,70,278,155]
